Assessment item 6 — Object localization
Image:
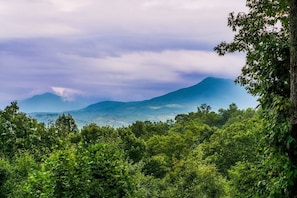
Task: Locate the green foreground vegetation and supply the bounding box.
[0,101,282,197]
[3,0,297,197]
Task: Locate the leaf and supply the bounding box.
[286,135,295,149]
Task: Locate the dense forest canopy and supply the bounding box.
[1,0,297,197]
[0,102,262,197]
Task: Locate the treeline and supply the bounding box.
[0,102,275,197]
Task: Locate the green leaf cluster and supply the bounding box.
[0,102,267,197]
[215,0,297,196]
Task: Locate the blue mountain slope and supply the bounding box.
[83,77,256,112]
[146,77,245,105]
[28,77,258,127]
[69,77,256,126]
[83,101,126,111]
[19,92,86,113]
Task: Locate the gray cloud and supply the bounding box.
[0,0,247,108]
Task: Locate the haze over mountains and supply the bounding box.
[19,77,258,127]
[19,92,88,113]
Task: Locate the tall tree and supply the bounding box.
[215,0,297,196]
[289,0,297,196]
[55,114,79,136]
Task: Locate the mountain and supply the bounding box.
[19,92,86,113]
[142,77,253,109]
[28,77,258,127]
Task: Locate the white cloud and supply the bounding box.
[49,0,91,12]
[61,50,244,84]
[0,0,248,105]
[0,0,246,42]
[0,49,245,106]
[0,0,82,38]
[142,0,241,10]
[51,86,83,101]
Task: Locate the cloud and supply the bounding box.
[0,31,244,103]
[0,0,246,43]
[148,104,183,110]
[51,86,83,101]
[0,0,248,108]
[49,0,91,12]
[64,49,244,83]
[40,49,244,102]
[0,1,82,38]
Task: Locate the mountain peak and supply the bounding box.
[30,92,61,100]
[24,77,257,127]
[19,92,85,113]
[197,77,233,86]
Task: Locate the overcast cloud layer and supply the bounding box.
[0,0,247,108]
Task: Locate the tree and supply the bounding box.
[201,119,260,176]
[55,114,78,136]
[81,124,117,145]
[215,0,289,106]
[130,121,170,140]
[0,158,12,197]
[0,102,48,159]
[289,0,297,197]
[171,159,228,198]
[161,146,229,198]
[20,144,138,197]
[117,127,146,163]
[214,0,297,196]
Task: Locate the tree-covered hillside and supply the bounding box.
[27,77,257,128]
[1,0,296,196]
[0,102,268,197]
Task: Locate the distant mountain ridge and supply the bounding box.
[145,77,247,106]
[25,77,258,127]
[19,92,86,113]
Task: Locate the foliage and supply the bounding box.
[214,0,297,196]
[201,116,260,175]
[55,114,79,137]
[0,102,265,197]
[170,160,228,198]
[1,3,294,196]
[20,144,136,198]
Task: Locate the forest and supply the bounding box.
[2,0,297,197]
[0,102,265,197]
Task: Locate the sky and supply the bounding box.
[0,0,247,108]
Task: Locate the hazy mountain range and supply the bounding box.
[20,77,258,127]
[19,92,88,113]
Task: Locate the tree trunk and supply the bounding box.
[289,0,297,197]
